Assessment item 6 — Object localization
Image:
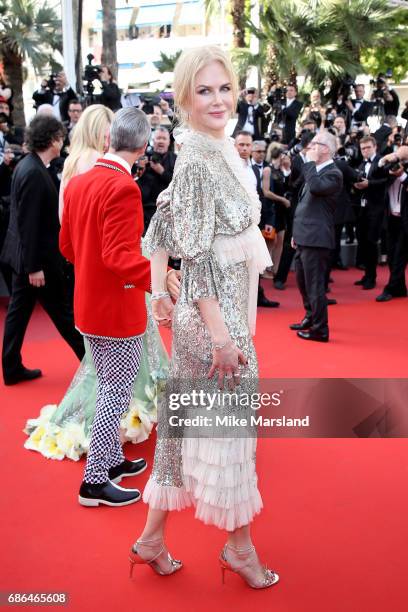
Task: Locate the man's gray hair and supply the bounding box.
[110,107,151,151]
[317,130,337,157]
[252,140,266,150]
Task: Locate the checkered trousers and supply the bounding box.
[83,335,143,484]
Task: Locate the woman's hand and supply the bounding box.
[281,197,291,208]
[166,269,181,302]
[152,296,174,328]
[208,341,248,390]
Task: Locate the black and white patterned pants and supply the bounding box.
[83,335,143,484]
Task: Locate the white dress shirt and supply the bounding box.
[388,173,407,216]
[242,157,258,189]
[315,159,334,173]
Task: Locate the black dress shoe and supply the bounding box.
[258,295,280,307]
[362,281,376,290]
[289,317,312,331]
[354,278,366,286]
[78,480,141,507]
[376,292,393,302]
[108,458,147,484]
[327,298,337,305]
[345,238,354,245]
[4,367,42,386]
[297,330,329,343]
[273,280,285,290]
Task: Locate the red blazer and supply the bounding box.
[60,159,151,337]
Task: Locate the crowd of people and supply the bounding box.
[232,80,408,325]
[0,69,407,364]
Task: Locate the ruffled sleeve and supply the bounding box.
[171,161,221,302]
[143,187,178,257]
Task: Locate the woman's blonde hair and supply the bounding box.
[62,104,114,183]
[173,45,238,126]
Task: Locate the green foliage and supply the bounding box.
[361,9,408,83]
[155,50,182,73]
[244,0,401,89]
[0,0,62,71]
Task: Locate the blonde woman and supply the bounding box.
[132,47,279,589]
[59,104,113,219]
[24,104,171,463]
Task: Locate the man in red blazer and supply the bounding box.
[60,108,154,507]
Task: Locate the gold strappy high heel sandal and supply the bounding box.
[129,538,183,577]
[219,544,279,589]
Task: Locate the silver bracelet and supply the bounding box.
[151,291,170,301]
[213,339,231,351]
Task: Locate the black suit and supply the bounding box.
[355,155,388,283]
[351,99,372,123]
[32,87,78,123]
[137,151,177,232]
[0,153,84,381]
[383,175,408,297]
[282,99,303,144]
[233,100,268,140]
[292,161,343,334]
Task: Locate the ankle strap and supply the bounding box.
[226,544,255,556]
[136,537,163,545]
[227,543,255,553]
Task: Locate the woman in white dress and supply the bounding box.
[130,46,279,589]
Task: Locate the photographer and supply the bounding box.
[135,127,176,231]
[233,88,268,141]
[375,159,408,303]
[98,65,122,111]
[353,136,389,290]
[62,100,83,154]
[346,84,372,126]
[373,115,398,155]
[32,71,78,122]
[371,75,399,117]
[279,84,303,145]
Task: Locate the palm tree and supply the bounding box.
[101,0,118,79]
[246,0,398,95]
[205,0,249,86]
[0,0,62,126]
[156,50,182,74]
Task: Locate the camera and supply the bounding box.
[337,77,355,101]
[269,129,281,143]
[83,54,102,83]
[354,169,366,182]
[46,73,58,91]
[382,160,408,173]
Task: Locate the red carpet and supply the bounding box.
[1,268,407,612]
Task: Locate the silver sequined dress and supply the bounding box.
[143,131,271,531]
